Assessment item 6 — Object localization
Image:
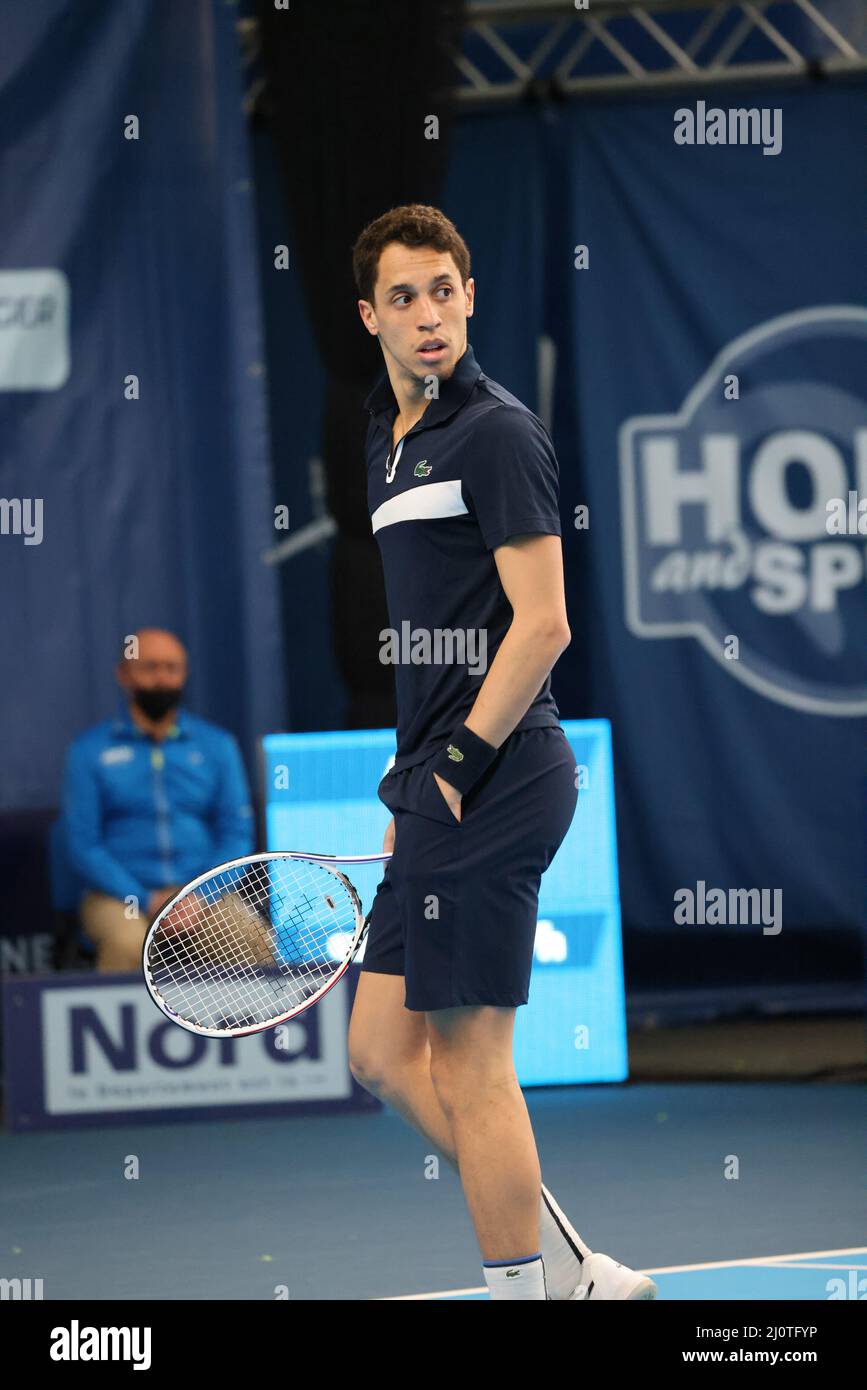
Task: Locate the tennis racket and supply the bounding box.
[142,851,391,1038]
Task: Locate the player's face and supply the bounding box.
[362,243,474,388]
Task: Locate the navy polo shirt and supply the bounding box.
[364,342,563,773]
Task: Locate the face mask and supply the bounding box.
[132,686,183,721]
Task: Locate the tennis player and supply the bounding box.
[347,205,656,1301]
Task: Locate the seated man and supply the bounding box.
[61,628,255,972]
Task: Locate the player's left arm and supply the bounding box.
[433,534,570,814]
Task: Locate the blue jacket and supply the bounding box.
[61,709,254,905]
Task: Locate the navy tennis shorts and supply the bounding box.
[360,726,578,1011]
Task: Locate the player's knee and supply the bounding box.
[348,1050,407,1096]
[347,1047,389,1096]
[347,1039,397,1100]
[348,1045,423,1099]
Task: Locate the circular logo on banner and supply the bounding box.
[619,305,867,716]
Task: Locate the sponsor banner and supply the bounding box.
[2,969,377,1131]
[553,82,865,939]
[621,306,867,716]
[0,269,69,390]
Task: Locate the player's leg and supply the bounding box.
[350,971,602,1299]
[79,891,145,972]
[349,972,598,1297]
[425,1003,540,1261]
[350,746,595,1296]
[348,969,452,1143]
[348,970,428,1079]
[347,869,473,1170]
[401,729,594,1296]
[348,865,457,1153]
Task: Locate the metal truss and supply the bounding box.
[239,3,866,115]
[453,0,867,101]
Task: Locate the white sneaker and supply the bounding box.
[568,1252,658,1300]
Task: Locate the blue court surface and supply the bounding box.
[1,1081,863,1301]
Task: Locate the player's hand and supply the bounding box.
[433,773,462,823]
[383,816,395,853]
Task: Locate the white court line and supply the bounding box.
[386,1286,490,1300]
[383,1247,867,1299]
[760,1262,867,1271]
[643,1246,867,1275]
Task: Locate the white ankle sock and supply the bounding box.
[483,1253,548,1300]
[539,1183,593,1299]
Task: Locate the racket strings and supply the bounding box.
[146,857,360,1030]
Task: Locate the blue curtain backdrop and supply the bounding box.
[551,84,865,937]
[1,0,863,949]
[0,0,285,810]
[253,77,865,942]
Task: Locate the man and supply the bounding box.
[61,628,254,972]
[348,205,656,1301]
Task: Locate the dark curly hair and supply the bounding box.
[352,204,471,306]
